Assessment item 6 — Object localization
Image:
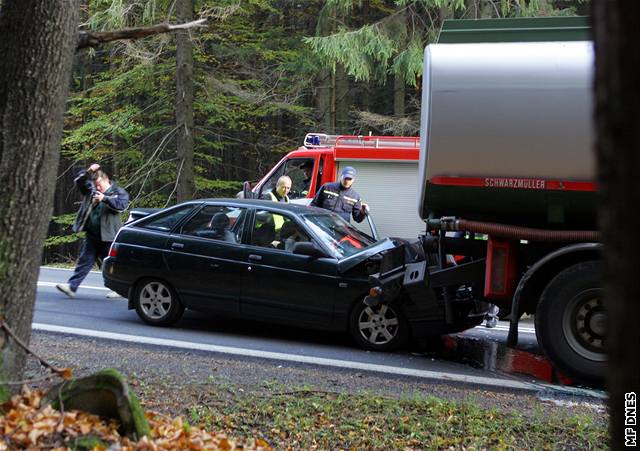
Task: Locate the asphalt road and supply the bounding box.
[35,266,544,392]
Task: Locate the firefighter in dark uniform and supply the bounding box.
[311,166,369,222]
[299,160,314,196]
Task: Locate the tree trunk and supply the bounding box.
[315,69,332,132]
[175,0,195,202]
[393,73,405,118]
[464,0,494,19]
[592,2,640,449]
[334,63,349,133]
[0,0,79,399]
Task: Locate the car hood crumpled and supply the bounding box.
[336,238,397,273]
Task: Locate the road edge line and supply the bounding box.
[32,322,541,392]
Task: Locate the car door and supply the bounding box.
[240,208,338,327]
[163,203,249,315]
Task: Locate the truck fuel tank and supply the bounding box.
[419,41,595,229]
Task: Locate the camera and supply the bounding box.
[74,165,104,200]
[81,177,101,200]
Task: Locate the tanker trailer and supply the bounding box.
[366,22,604,384]
[417,38,604,385]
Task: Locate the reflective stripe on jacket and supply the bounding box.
[261,189,288,230]
[310,182,366,223]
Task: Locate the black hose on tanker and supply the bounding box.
[429,218,600,243]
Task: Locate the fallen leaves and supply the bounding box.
[0,387,272,450]
[60,367,74,380]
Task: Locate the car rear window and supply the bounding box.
[138,204,197,232]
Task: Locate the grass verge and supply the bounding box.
[184,384,607,450]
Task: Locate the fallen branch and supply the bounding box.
[77,18,207,50]
[0,374,58,386]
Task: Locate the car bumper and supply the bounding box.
[102,258,134,302]
[366,247,488,337]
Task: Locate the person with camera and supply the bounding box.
[56,163,129,299]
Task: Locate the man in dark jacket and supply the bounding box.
[299,160,314,196]
[311,166,369,223]
[56,163,129,298]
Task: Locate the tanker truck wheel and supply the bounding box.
[535,261,606,385]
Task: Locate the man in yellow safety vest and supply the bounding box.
[262,175,291,203]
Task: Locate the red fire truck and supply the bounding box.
[245,133,425,240]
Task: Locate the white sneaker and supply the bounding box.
[485,316,498,328]
[484,316,498,329]
[56,283,76,299]
[105,290,121,299]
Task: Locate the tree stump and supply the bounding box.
[44,368,150,440]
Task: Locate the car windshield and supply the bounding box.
[301,213,376,258]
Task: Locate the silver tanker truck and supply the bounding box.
[368,17,604,385]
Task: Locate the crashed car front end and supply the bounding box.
[364,237,488,336]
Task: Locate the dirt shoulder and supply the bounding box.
[27,331,608,449]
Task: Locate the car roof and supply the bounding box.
[180,198,329,216]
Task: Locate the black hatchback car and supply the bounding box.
[103,199,476,351]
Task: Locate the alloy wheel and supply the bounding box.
[357,304,400,345]
[139,281,173,320]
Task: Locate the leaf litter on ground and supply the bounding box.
[0,386,271,450]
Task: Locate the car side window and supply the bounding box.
[180,205,246,243]
[278,218,311,252]
[250,210,309,251]
[138,205,196,232]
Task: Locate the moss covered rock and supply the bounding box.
[44,368,150,440]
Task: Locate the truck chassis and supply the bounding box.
[367,218,605,386]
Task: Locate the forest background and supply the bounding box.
[46,0,589,262]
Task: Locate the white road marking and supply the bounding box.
[37,281,109,292]
[31,322,541,391]
[469,324,536,335]
[491,325,536,334]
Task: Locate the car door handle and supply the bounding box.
[209,263,220,269]
[248,254,262,262]
[171,242,185,249]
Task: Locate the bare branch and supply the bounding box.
[0,317,72,380]
[353,110,420,136]
[77,18,207,50]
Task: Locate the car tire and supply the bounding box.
[349,300,409,352]
[134,279,184,326]
[535,261,606,385]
